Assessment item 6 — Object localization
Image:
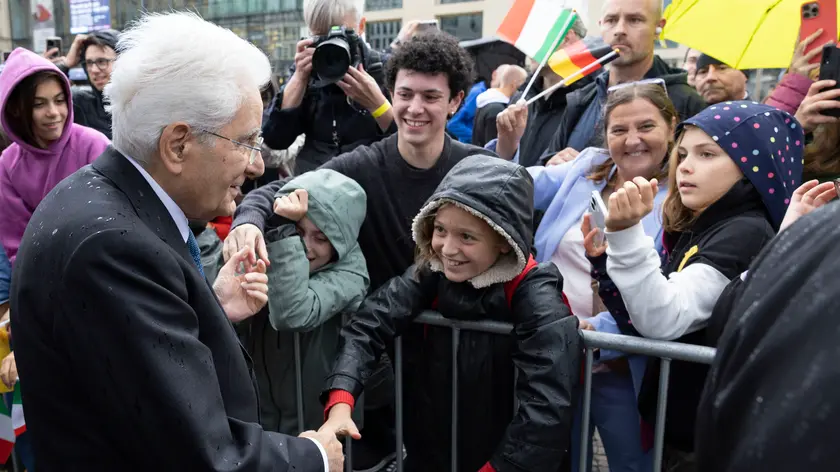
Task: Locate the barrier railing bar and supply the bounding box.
[294,332,305,434]
[415,313,716,364]
[340,314,715,472]
[395,337,405,472]
[451,328,460,472]
[415,312,513,335]
[580,331,715,365]
[578,348,595,472]
[344,436,353,472]
[652,358,671,472]
[512,369,519,413]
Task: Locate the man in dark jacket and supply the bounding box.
[694,54,748,105]
[262,0,396,175]
[539,0,705,165]
[55,30,119,139]
[471,64,526,147]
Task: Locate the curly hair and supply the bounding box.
[385,32,474,99]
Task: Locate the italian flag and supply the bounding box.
[11,384,24,436]
[497,0,579,64]
[0,388,14,463]
[0,383,25,463]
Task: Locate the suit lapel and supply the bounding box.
[92,146,195,267]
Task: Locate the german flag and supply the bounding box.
[548,37,614,85]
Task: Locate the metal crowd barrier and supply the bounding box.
[289,311,717,472]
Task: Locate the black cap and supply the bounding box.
[696,53,747,77]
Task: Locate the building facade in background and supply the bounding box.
[6,0,513,77]
[3,0,784,100]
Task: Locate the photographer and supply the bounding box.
[264,0,395,174]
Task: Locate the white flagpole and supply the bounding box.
[524,49,620,106]
[519,8,578,100]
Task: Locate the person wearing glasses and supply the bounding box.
[51,30,120,139]
[9,13,344,471]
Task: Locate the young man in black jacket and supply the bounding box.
[53,30,119,139]
[225,32,496,471]
[539,0,706,166]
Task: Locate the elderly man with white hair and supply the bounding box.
[9,12,342,471]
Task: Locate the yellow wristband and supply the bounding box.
[371,101,391,119]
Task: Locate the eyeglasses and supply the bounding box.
[607,78,668,96]
[83,58,115,71]
[199,129,263,165]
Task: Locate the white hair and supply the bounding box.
[104,12,271,165]
[304,0,365,35]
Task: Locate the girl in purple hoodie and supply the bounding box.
[0,48,110,265]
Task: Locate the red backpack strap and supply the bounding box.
[503,255,574,314]
[504,255,539,308]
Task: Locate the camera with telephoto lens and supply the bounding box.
[310,26,366,87]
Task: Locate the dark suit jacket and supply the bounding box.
[10,147,325,471]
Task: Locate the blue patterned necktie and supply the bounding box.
[186,231,205,277]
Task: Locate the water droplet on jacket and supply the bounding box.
[51,229,58,236]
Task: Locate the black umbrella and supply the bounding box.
[460,37,526,87]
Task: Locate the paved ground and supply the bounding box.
[593,430,609,472]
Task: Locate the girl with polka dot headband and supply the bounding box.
[584,101,804,456]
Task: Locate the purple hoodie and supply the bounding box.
[0,48,110,265]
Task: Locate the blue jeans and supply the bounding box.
[571,370,651,472]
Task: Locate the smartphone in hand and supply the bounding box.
[819,44,840,118]
[589,190,608,247]
[801,1,838,65]
[45,37,62,57]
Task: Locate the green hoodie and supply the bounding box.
[248,169,369,434]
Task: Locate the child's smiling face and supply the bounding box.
[430,204,510,283]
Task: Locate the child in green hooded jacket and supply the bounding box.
[245,168,369,434]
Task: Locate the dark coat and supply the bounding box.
[696,201,840,472]
[10,147,324,471]
[472,100,506,147]
[514,75,592,167]
[322,156,581,472]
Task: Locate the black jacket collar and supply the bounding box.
[665,179,769,252]
[92,146,195,267]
